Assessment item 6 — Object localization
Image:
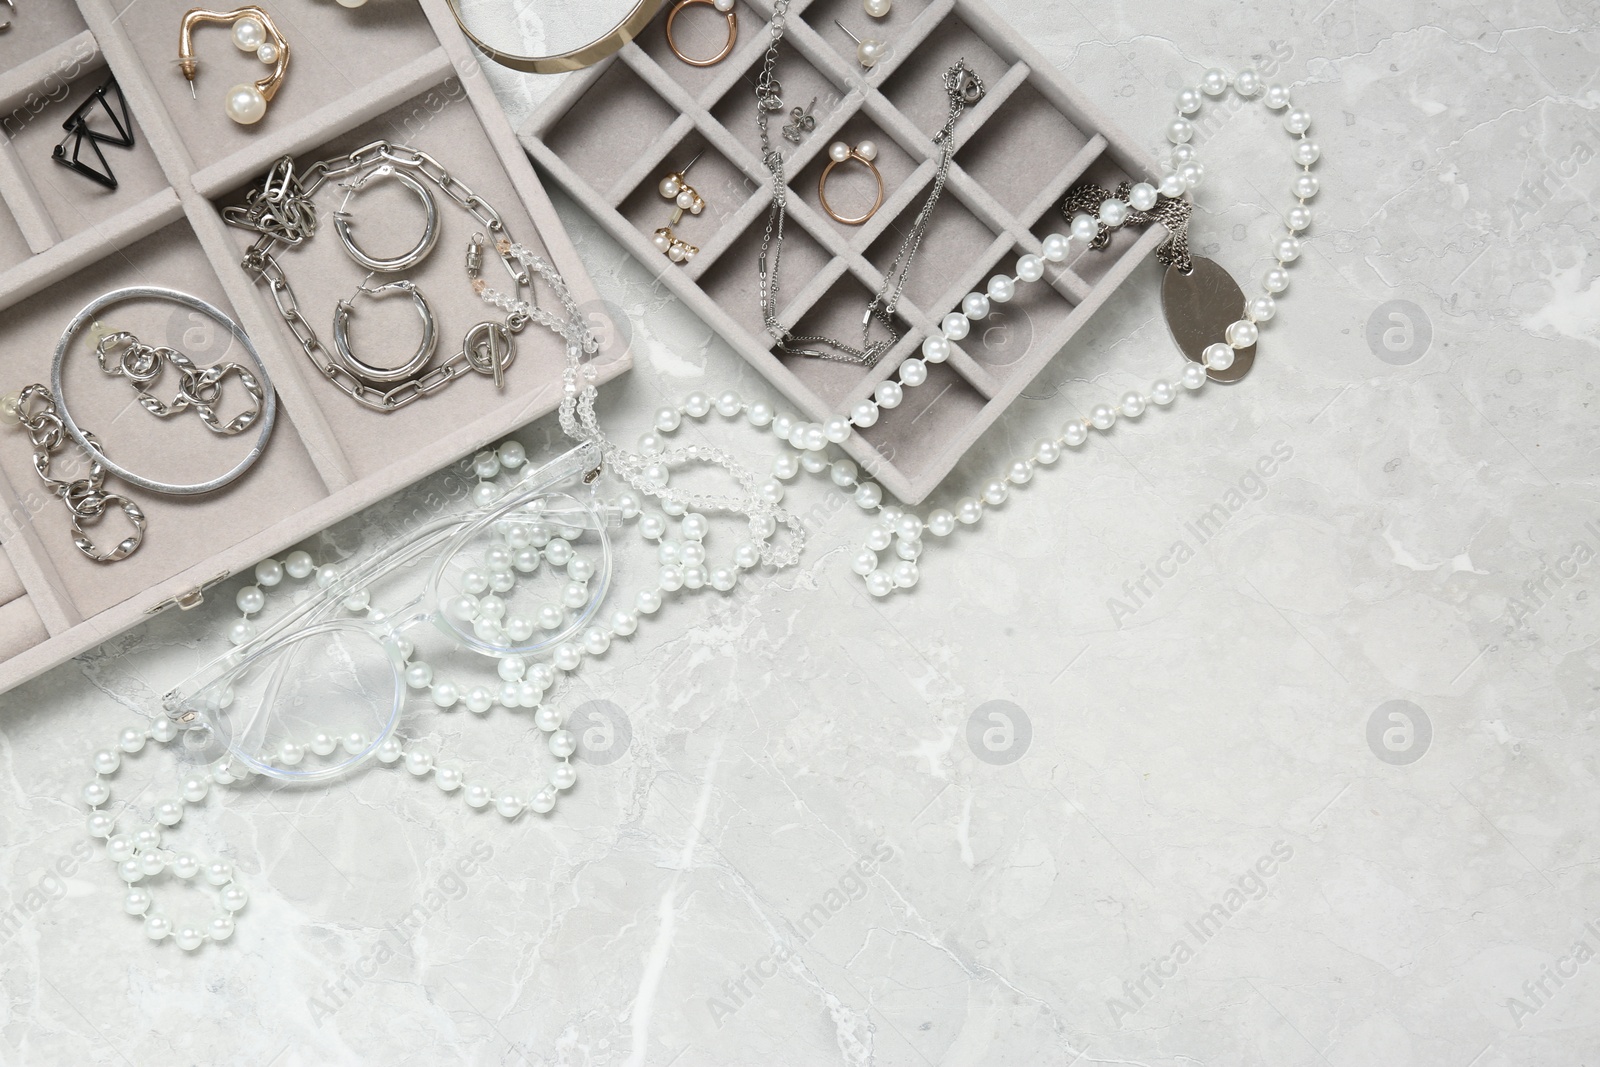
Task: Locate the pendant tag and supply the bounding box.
[1161,256,1254,382]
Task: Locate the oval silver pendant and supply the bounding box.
[1161,255,1253,383]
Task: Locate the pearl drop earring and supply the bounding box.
[177,6,291,126]
[834,19,886,69]
[863,0,891,16]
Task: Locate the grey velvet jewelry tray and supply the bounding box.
[0,0,626,695]
[520,0,1163,504]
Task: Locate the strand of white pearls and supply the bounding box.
[649,63,1318,595]
[84,720,246,950]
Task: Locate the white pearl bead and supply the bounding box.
[1089,404,1116,431]
[530,788,559,813]
[494,793,526,819]
[771,411,797,438]
[124,888,151,915]
[982,480,1008,506]
[874,381,903,409]
[93,749,120,774]
[224,83,268,125]
[1233,69,1261,96]
[1176,88,1202,114]
[176,925,206,951]
[1249,295,1277,322]
[498,440,526,468]
[942,313,970,340]
[1293,174,1319,200]
[856,140,878,162]
[1264,267,1290,293]
[551,763,577,791]
[855,483,883,509]
[1276,236,1301,262]
[962,292,991,320]
[432,681,459,708]
[683,392,711,418]
[210,915,236,941]
[986,275,1016,303]
[150,718,178,743]
[1166,118,1194,144]
[851,549,879,576]
[1041,233,1070,262]
[466,686,493,713]
[1150,380,1176,405]
[1293,140,1321,166]
[715,391,742,417]
[228,618,256,645]
[1158,174,1185,198]
[922,335,951,362]
[284,551,313,579]
[956,498,983,524]
[87,812,114,838]
[118,727,146,753]
[898,359,927,387]
[1006,459,1032,485]
[221,885,249,911]
[1227,320,1260,349]
[864,0,890,15]
[84,780,110,806]
[465,784,491,808]
[1182,362,1208,389]
[735,541,762,568]
[144,915,171,940]
[406,662,433,689]
[205,859,233,886]
[377,737,403,763]
[857,38,886,68]
[1178,162,1204,189]
[1287,206,1312,231]
[866,525,892,551]
[342,732,366,754]
[637,589,663,614]
[1204,343,1235,370]
[155,800,183,826]
[404,748,434,775]
[1070,213,1098,242]
[118,859,143,883]
[1016,254,1045,282]
[1120,392,1146,417]
[1128,183,1158,211]
[1170,143,1197,166]
[1283,108,1312,134]
[654,406,681,432]
[549,729,578,758]
[829,141,851,163]
[850,399,879,428]
[865,571,894,596]
[134,828,161,851]
[254,558,283,586]
[1201,68,1229,95]
[747,401,774,426]
[554,644,583,670]
[1062,422,1089,447]
[892,560,919,588]
[232,16,265,50]
[926,509,956,537]
[1099,199,1129,228]
[583,628,611,655]
[824,416,851,442]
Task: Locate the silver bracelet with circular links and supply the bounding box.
[225,141,531,412]
[91,325,266,436]
[0,385,146,564]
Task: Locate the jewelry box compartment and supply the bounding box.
[521,0,1166,504]
[0,216,326,624]
[0,0,624,695]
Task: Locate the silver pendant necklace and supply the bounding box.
[755,0,983,367]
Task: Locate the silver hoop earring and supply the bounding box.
[332,164,440,273]
[332,279,438,384]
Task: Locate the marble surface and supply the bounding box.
[3,2,1598,1064]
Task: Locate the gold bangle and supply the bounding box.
[443,0,664,75]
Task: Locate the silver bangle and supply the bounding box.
[52,287,277,497]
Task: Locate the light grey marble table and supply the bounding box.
[3,2,1597,1065]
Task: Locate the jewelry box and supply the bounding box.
[0,0,627,694]
[519,0,1163,504]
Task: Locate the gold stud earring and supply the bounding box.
[178,6,290,125]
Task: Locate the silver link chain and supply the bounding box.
[228,142,528,412]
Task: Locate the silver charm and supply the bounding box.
[333,163,441,273]
[1161,256,1254,382]
[332,279,439,384]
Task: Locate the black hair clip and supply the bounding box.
[53,75,136,190]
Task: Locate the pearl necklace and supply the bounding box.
[675,64,1321,595]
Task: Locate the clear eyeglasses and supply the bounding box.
[162,442,617,783]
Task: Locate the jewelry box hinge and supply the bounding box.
[146,571,231,615]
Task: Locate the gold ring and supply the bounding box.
[818,140,884,225]
[665,0,738,68]
[443,0,663,75]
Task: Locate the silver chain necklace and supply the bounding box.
[755,1,983,367]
